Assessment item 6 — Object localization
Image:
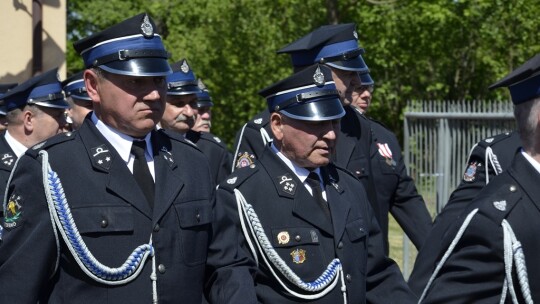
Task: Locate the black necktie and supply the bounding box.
[306,172,331,219]
[131,140,155,209]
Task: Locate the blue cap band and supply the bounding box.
[291,40,359,66]
[29,83,63,101]
[267,82,336,110]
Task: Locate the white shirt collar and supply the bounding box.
[91,113,153,162]
[521,149,540,175]
[4,130,28,158]
[270,143,321,183]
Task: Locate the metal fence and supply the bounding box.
[400,99,516,276]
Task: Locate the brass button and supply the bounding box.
[295,235,301,242]
[337,242,343,249]
[158,264,166,274]
[153,224,160,232]
[100,219,108,228]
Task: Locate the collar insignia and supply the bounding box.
[160,146,175,167]
[91,144,112,170]
[1,153,15,168]
[277,173,296,195]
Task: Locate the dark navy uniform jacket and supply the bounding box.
[232,108,379,215]
[0,134,17,214]
[185,130,232,185]
[0,118,256,303]
[408,131,521,296]
[367,117,432,253]
[218,147,416,303]
[418,152,540,303]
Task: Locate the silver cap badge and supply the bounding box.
[313,66,324,86]
[140,15,154,38]
[181,60,190,73]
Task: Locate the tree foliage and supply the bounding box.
[66,0,540,146]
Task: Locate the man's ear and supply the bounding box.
[270,112,284,141]
[23,109,34,133]
[84,69,100,103]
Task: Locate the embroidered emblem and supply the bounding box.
[91,145,112,170]
[236,152,255,169]
[160,147,175,167]
[1,153,15,168]
[377,143,395,166]
[277,174,296,195]
[213,136,222,143]
[463,161,481,182]
[140,14,154,38]
[310,230,319,243]
[313,66,324,86]
[227,177,237,184]
[4,193,22,229]
[180,60,190,73]
[493,200,507,211]
[485,138,494,143]
[291,248,306,264]
[277,231,290,245]
[254,118,263,124]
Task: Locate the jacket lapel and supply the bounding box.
[508,153,540,213]
[260,149,334,235]
[80,120,152,218]
[151,131,184,223]
[322,166,350,244]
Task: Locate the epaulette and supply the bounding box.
[25,131,77,158]
[217,164,259,193]
[160,129,202,152]
[246,111,270,129]
[200,132,228,149]
[475,181,521,225]
[477,132,514,149]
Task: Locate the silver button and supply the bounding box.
[346,274,352,282]
[337,242,343,249]
[196,212,201,223]
[100,219,108,228]
[295,235,301,242]
[509,185,517,192]
[158,264,166,274]
[153,224,160,232]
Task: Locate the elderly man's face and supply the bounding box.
[271,113,340,169]
[160,94,198,134]
[330,68,362,106]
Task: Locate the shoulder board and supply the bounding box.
[218,164,259,193]
[476,180,521,224]
[159,129,202,152]
[246,110,270,128]
[477,132,515,148]
[200,132,228,149]
[25,131,77,158]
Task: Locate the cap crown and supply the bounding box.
[489,53,540,104]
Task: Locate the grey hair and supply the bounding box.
[514,96,540,151]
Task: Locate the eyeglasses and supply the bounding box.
[357,84,374,94]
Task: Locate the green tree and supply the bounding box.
[66,0,540,146]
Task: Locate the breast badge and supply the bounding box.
[377,143,396,166]
[463,161,481,182]
[291,248,306,264]
[277,231,290,245]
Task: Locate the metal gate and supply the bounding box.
[400,99,515,276]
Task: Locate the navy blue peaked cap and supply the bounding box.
[0,83,17,115]
[167,59,201,96]
[259,64,345,121]
[73,13,171,77]
[277,23,369,72]
[2,68,69,111]
[489,53,540,104]
[62,71,92,102]
[196,79,213,107]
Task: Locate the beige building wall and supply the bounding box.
[0,0,66,84]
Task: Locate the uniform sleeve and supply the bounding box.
[366,199,418,304]
[419,211,505,303]
[0,155,57,303]
[204,188,258,303]
[388,139,432,250]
